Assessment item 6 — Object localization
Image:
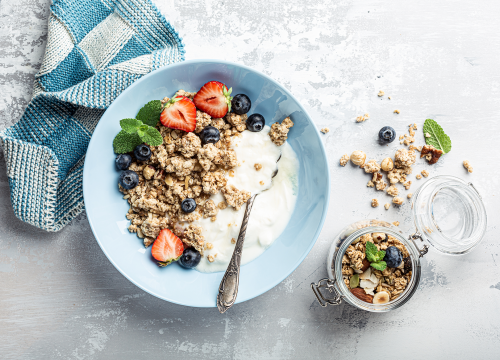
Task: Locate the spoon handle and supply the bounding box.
[217,194,257,313]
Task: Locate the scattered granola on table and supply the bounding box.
[371,199,380,208]
[339,154,350,167]
[320,127,330,134]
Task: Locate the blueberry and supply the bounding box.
[178,248,201,269]
[181,198,197,213]
[246,114,265,132]
[231,94,251,115]
[384,246,403,268]
[199,126,220,145]
[115,154,132,170]
[119,170,139,190]
[134,144,151,161]
[379,126,396,143]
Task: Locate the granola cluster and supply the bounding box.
[269,117,294,146]
[119,90,254,252]
[340,124,443,209]
[343,232,412,302]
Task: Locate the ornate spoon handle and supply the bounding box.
[217,194,257,313]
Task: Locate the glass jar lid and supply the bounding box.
[411,176,487,255]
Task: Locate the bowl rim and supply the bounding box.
[83,59,331,307]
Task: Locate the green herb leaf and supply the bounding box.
[136,100,163,127]
[140,126,163,146]
[120,118,142,134]
[113,130,143,154]
[374,250,386,263]
[370,261,387,271]
[423,119,452,154]
[365,241,378,262]
[350,274,359,288]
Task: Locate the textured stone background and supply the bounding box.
[1,0,500,359]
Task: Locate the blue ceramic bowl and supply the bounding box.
[83,60,330,307]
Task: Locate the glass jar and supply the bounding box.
[311,176,487,312]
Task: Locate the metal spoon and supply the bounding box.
[217,154,281,314]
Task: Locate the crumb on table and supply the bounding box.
[254,163,262,171]
[407,193,413,199]
[394,109,400,114]
[421,169,429,178]
[393,197,404,205]
[320,127,330,134]
[463,160,473,173]
[371,199,379,208]
[392,221,400,226]
[384,203,391,210]
[378,90,385,97]
[339,154,350,167]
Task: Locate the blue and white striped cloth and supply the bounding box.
[0,0,184,231]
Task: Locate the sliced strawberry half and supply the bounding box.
[151,229,184,267]
[193,81,233,118]
[160,96,197,132]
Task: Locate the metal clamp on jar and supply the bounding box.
[311,176,487,312]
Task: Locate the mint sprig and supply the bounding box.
[423,119,452,154]
[365,241,387,271]
[113,101,164,153]
[113,130,143,154]
[136,100,163,127]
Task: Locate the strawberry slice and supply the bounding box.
[193,81,233,118]
[151,229,184,267]
[160,96,197,132]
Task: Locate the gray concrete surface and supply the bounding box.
[1,0,500,358]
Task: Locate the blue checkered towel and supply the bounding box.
[0,0,184,231]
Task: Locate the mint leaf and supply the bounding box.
[136,100,163,127]
[365,241,378,262]
[120,118,142,134]
[113,130,143,154]
[423,119,452,154]
[374,250,386,263]
[370,261,387,271]
[140,127,163,146]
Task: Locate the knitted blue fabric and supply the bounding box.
[0,0,184,231]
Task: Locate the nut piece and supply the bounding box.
[373,291,390,304]
[340,154,350,167]
[351,288,374,303]
[421,170,429,178]
[143,165,155,180]
[381,157,394,172]
[463,160,473,173]
[394,109,400,114]
[371,199,379,208]
[360,258,370,272]
[420,145,443,164]
[392,221,400,226]
[350,151,366,166]
[384,203,391,210]
[378,90,385,97]
[320,127,330,134]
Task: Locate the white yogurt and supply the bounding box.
[195,126,299,273]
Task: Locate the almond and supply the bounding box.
[351,288,374,303]
[361,258,370,272]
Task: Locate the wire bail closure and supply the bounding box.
[311,278,342,307]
